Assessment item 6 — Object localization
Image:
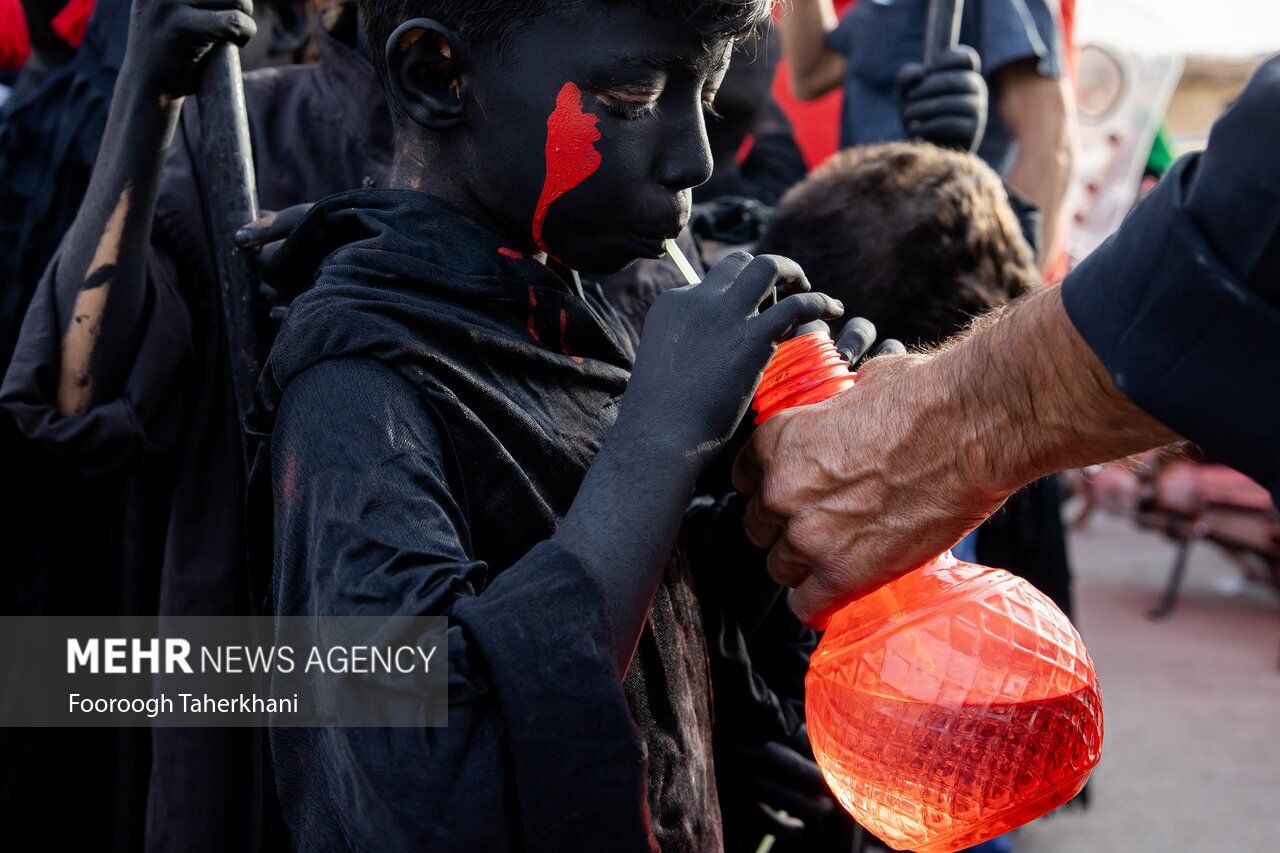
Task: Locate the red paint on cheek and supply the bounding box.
[531,82,603,254]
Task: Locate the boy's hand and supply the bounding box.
[237,203,314,303]
[719,735,835,839]
[122,0,258,101]
[896,46,987,152]
[619,252,842,466]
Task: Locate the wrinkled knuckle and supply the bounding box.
[749,254,785,279]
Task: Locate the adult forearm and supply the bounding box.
[781,0,845,100]
[734,286,1178,626]
[553,417,703,677]
[53,70,181,416]
[934,286,1177,496]
[1001,75,1075,267]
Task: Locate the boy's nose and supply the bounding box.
[655,110,714,191]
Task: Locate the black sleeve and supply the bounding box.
[1061,57,1280,505]
[0,240,193,475]
[268,357,654,852]
[0,117,213,476]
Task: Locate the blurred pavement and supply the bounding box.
[1016,513,1280,852]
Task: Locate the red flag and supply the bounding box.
[1,0,32,71]
[52,0,96,49]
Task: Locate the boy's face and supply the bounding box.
[459,4,732,273]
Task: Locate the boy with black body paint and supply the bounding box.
[246,1,850,848]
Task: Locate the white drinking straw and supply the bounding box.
[664,238,701,286]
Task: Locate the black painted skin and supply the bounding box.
[47,0,256,416]
[383,5,842,676]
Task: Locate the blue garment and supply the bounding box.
[827,0,1063,175]
[1063,56,1280,508]
[952,527,981,563]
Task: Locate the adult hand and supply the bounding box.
[620,252,843,467]
[732,352,1007,629]
[896,46,988,152]
[121,0,257,101]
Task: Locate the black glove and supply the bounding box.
[620,252,844,466]
[120,0,257,100]
[717,734,836,846]
[896,46,988,153]
[797,317,907,365]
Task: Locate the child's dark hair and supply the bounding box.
[757,142,1036,349]
[360,0,773,85]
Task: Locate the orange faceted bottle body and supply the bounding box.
[805,555,1103,852]
[753,331,1103,853]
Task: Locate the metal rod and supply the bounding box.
[924,0,965,64]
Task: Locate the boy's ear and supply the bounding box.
[385,18,469,131]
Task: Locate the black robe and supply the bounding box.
[0,2,156,850]
[0,22,391,853]
[247,190,721,851]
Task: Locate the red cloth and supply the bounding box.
[51,0,96,48]
[1,0,31,71]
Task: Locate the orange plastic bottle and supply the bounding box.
[753,330,1103,853]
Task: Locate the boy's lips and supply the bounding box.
[621,230,679,258]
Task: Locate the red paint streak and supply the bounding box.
[498,246,524,259]
[558,308,583,363]
[527,287,541,343]
[531,82,602,254]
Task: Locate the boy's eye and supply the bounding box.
[595,90,660,121]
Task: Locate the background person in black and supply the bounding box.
[0,1,390,850]
[245,0,863,847]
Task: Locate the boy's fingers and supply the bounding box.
[871,339,908,358]
[267,203,315,240]
[730,254,810,314]
[754,293,842,347]
[835,316,876,363]
[757,741,827,791]
[190,0,252,11]
[236,211,279,247]
[753,775,836,821]
[698,249,754,293]
[257,239,285,267]
[178,7,257,48]
[237,203,313,249]
[756,804,807,836]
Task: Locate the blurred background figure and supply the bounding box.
[780,0,1075,270]
[0,1,325,849]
